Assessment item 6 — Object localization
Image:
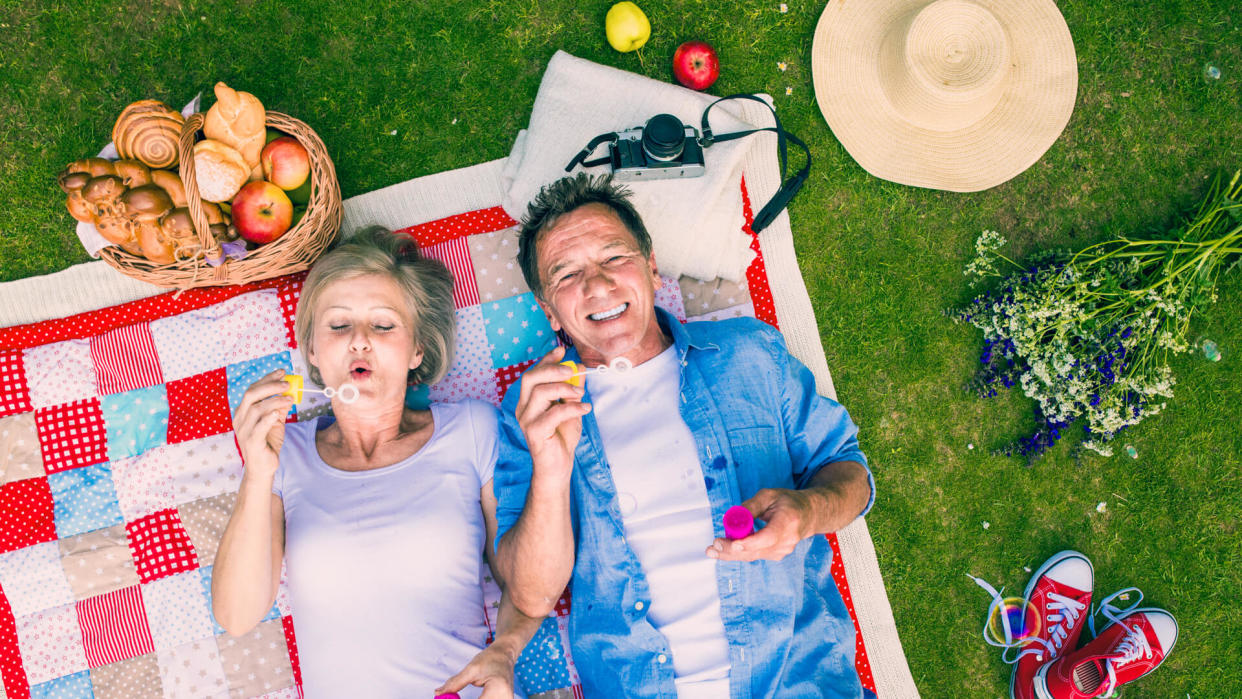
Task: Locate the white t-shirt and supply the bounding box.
[587,346,731,698]
[272,400,498,699]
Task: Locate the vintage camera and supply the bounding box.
[603,114,706,182]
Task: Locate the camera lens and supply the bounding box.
[642,114,685,162]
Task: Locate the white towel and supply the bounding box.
[501,51,783,283]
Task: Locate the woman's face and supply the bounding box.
[307,273,423,404]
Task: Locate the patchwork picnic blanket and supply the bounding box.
[0,158,916,698]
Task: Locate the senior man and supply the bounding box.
[492,173,875,698]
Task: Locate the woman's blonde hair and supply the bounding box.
[294,226,456,387]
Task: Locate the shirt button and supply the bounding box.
[634,601,645,611]
[657,653,668,664]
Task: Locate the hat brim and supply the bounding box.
[812,0,1077,192]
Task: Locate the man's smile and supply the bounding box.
[588,303,629,322]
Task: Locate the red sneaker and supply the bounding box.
[1033,608,1178,698]
[973,551,1094,699]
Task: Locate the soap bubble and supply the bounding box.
[985,597,1041,645]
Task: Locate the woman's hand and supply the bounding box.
[232,369,295,479]
[435,642,519,698]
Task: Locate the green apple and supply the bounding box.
[265,128,286,144]
[286,176,312,205]
[605,2,650,53]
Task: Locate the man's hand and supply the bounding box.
[435,642,518,698]
[515,346,592,486]
[706,460,870,562]
[706,488,819,562]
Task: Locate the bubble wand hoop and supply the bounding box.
[281,375,360,404]
[559,357,634,386]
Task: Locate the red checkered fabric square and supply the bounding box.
[89,323,165,395]
[75,585,155,667]
[277,273,305,349]
[422,238,481,309]
[0,477,56,554]
[553,588,572,618]
[0,348,32,418]
[165,368,232,444]
[282,615,302,691]
[124,509,199,584]
[33,398,108,474]
[495,358,537,399]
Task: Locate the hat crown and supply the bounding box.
[880,0,1011,130]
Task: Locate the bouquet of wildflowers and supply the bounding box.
[951,171,1241,462]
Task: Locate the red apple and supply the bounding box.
[673,41,720,91]
[231,181,293,244]
[260,136,310,191]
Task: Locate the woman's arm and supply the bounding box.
[436,479,545,698]
[212,370,294,636]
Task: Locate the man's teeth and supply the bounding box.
[589,303,627,321]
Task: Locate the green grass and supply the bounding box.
[2,0,1240,696]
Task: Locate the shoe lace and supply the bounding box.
[1088,586,1144,637]
[1099,620,1153,696]
[968,574,1085,664]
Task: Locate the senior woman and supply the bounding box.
[212,227,537,698]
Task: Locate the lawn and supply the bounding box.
[2,0,1239,696]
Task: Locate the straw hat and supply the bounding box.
[812,0,1077,192]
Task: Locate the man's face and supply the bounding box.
[535,203,667,367]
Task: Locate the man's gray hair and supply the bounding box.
[294,226,456,387]
[517,173,652,298]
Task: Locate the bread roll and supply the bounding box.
[193,139,249,202]
[113,100,184,169]
[203,83,266,171]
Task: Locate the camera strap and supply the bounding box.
[699,94,811,233]
[566,133,619,170]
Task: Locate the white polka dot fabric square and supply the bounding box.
[150,309,224,383]
[23,339,97,410]
[110,447,177,523]
[445,305,491,376]
[215,290,288,368]
[141,571,214,650]
[157,638,229,698]
[167,433,244,507]
[13,603,89,685]
[467,226,531,302]
[654,274,687,322]
[0,541,76,617]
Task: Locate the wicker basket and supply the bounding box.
[99,111,342,289]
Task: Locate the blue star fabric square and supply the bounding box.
[515,616,573,695]
[100,384,169,461]
[226,351,294,416]
[47,463,124,539]
[480,293,555,369]
[31,669,94,699]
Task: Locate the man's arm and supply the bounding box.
[493,346,591,618]
[709,324,875,562]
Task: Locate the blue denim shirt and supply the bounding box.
[495,308,875,698]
